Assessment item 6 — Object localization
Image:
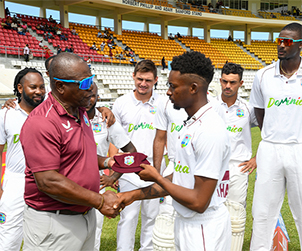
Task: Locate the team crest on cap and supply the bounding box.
[124,156,134,165]
[181,135,192,148]
[93,123,102,133]
[0,212,6,224]
[150,106,157,114]
[83,115,90,126]
[236,109,244,118]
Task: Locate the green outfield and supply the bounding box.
[100,127,301,250]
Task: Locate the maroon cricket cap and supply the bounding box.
[112,152,150,173]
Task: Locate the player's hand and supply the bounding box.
[138,164,160,182]
[239,156,257,175]
[100,174,116,190]
[111,180,119,190]
[114,191,136,209]
[98,106,115,127]
[2,98,16,109]
[100,190,124,218]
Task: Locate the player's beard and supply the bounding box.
[173,104,181,110]
[22,91,44,108]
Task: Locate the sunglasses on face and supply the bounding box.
[275,37,302,46]
[53,75,95,90]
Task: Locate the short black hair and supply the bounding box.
[281,22,302,38]
[45,55,56,70]
[221,62,244,81]
[13,68,43,102]
[170,51,214,84]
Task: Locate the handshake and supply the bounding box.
[97,190,133,218]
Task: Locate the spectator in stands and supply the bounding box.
[162,56,166,70]
[86,57,92,69]
[11,21,18,31]
[71,27,77,35]
[177,32,182,38]
[4,17,12,29]
[119,52,125,60]
[60,33,66,41]
[49,15,56,23]
[21,22,28,33]
[69,44,74,53]
[97,30,103,38]
[109,48,113,58]
[208,3,217,12]
[129,50,134,58]
[100,41,106,51]
[228,35,233,41]
[64,47,70,52]
[17,25,25,35]
[23,44,30,62]
[90,42,99,51]
[39,40,44,48]
[124,45,130,51]
[130,57,136,66]
[297,8,300,16]
[57,28,62,37]
[5,7,10,16]
[57,45,62,54]
[270,13,276,18]
[293,7,297,16]
[44,47,51,59]
[168,33,174,40]
[12,14,17,23]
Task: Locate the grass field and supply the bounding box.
[100,127,301,251]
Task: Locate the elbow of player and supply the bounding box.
[192,201,210,214]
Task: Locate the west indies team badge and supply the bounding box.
[83,114,90,126]
[150,106,157,114]
[181,135,192,148]
[93,123,102,133]
[0,212,6,224]
[236,109,244,118]
[124,156,135,165]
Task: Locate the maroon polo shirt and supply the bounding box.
[20,93,99,212]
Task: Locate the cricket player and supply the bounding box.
[0,68,45,250]
[86,83,137,251]
[214,62,258,251]
[109,60,166,251]
[115,51,232,251]
[250,22,302,250]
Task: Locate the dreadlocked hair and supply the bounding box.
[13,67,43,103]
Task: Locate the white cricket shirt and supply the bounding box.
[250,59,302,143]
[213,95,257,162]
[112,90,165,188]
[154,97,187,161]
[0,103,28,174]
[172,103,231,218]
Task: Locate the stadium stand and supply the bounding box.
[177,36,229,68]
[258,11,297,20]
[210,38,264,70]
[115,31,187,65]
[242,40,278,65]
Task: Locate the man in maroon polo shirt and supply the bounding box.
[20,52,122,250]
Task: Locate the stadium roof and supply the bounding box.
[6,0,297,32]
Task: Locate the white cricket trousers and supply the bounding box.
[117,179,159,251]
[227,159,249,207]
[23,205,96,251]
[0,170,25,251]
[174,204,231,251]
[251,141,302,251]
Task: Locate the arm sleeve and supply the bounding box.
[108,121,131,150]
[112,98,122,124]
[0,110,6,144]
[249,72,264,109]
[249,104,258,127]
[20,116,61,172]
[154,99,168,131]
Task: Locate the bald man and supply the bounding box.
[20,52,122,250]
